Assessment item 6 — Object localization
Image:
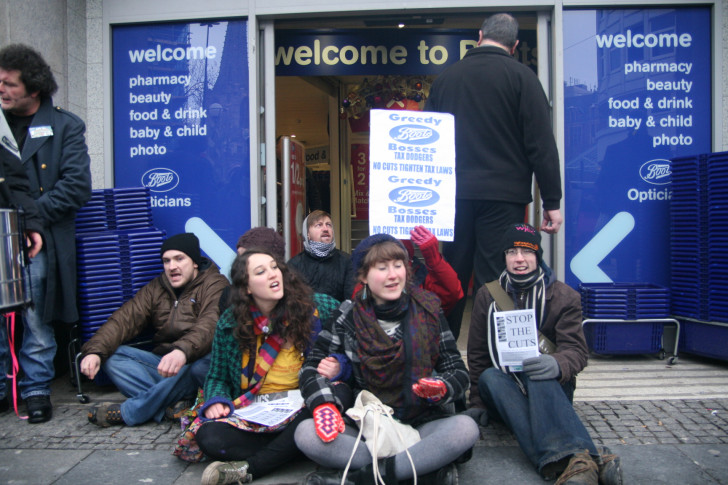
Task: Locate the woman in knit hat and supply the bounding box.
[294,233,479,485]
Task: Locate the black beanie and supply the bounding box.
[501,223,542,262]
[160,233,202,265]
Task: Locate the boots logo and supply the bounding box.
[142,168,180,192]
[389,125,439,145]
[389,187,439,206]
[639,159,671,185]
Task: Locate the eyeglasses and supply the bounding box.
[504,248,536,257]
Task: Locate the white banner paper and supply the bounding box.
[368,109,455,241]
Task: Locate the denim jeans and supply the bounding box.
[0,250,55,400]
[102,345,204,426]
[478,367,598,473]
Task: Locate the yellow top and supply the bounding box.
[259,346,303,394]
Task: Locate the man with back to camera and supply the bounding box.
[288,210,355,303]
[79,233,229,427]
[0,43,92,423]
[425,13,563,340]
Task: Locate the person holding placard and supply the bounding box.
[295,234,479,485]
[466,223,622,485]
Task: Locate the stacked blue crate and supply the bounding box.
[579,283,671,355]
[75,187,165,384]
[670,151,728,361]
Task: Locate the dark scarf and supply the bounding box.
[353,286,441,420]
[487,267,546,372]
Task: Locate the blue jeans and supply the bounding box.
[102,345,205,426]
[478,367,598,473]
[0,250,55,400]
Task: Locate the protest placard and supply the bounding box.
[368,109,455,241]
[493,309,540,371]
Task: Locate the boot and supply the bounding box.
[416,462,458,485]
[303,456,398,485]
[554,451,599,485]
[596,446,623,485]
[201,460,252,485]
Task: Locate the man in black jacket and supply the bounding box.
[426,13,563,340]
[287,210,354,303]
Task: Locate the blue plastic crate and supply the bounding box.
[583,320,664,355]
[678,320,728,361]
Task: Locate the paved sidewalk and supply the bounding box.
[1,379,727,484]
[2,352,728,484]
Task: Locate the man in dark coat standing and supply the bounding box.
[0,144,44,414]
[426,13,563,340]
[0,44,92,423]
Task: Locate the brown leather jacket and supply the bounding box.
[467,276,588,409]
[81,259,229,363]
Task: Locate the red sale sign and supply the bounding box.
[351,143,369,220]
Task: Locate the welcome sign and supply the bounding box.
[368,110,455,240]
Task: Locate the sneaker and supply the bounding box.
[88,402,125,427]
[0,396,9,413]
[596,446,623,485]
[164,398,195,421]
[201,461,252,485]
[554,451,599,485]
[26,395,53,424]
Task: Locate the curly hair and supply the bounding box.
[0,44,58,98]
[229,248,315,355]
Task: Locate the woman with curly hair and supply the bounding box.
[180,248,335,484]
[295,234,479,485]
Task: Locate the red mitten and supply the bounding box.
[410,226,441,267]
[412,377,447,402]
[313,403,345,443]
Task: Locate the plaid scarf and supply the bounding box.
[232,306,285,408]
[353,286,441,420]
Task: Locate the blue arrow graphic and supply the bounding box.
[185,217,236,281]
[570,211,635,283]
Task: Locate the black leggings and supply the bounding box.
[195,408,312,479]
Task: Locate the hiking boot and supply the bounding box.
[596,446,623,485]
[201,461,252,485]
[554,451,599,485]
[164,398,195,421]
[26,395,53,423]
[88,402,125,427]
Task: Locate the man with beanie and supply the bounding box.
[466,223,621,485]
[79,233,229,427]
[288,210,355,302]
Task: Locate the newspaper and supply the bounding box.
[493,308,540,371]
[232,390,304,427]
